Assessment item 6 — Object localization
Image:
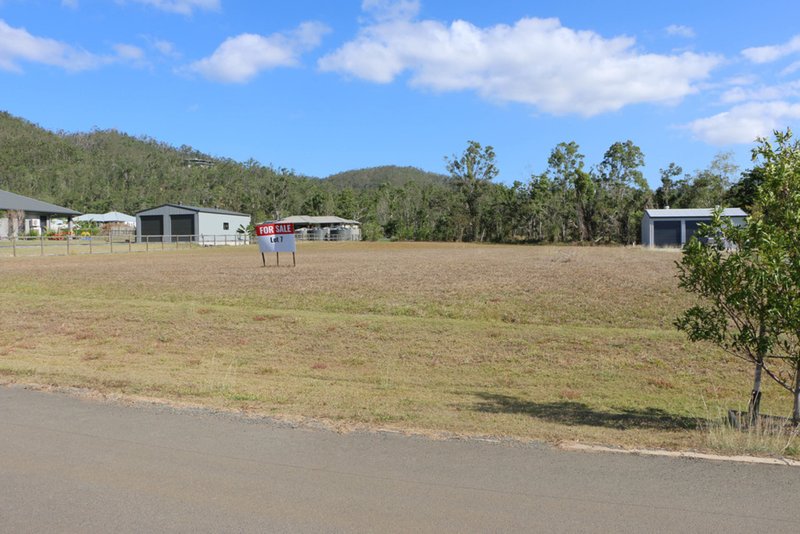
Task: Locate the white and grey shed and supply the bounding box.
[641,208,747,248]
[135,204,251,244]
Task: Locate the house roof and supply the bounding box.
[644,208,748,219]
[0,189,81,216]
[135,204,249,217]
[75,211,136,224]
[276,215,361,225]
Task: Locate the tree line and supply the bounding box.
[0,111,756,244]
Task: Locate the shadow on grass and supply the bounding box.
[473,393,701,431]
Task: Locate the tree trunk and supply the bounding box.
[793,361,800,426]
[748,358,763,426]
[575,199,587,242]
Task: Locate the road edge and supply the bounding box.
[4,380,798,467]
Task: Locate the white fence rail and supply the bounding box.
[0,234,251,258]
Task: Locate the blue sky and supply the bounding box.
[1,0,799,187]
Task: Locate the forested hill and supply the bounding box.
[0,112,451,230]
[0,111,759,244]
[0,111,315,220]
[323,166,447,190]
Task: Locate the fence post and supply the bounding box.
[110,234,113,254]
[66,235,70,255]
[12,237,16,257]
[40,234,44,256]
[89,236,92,254]
[128,237,132,253]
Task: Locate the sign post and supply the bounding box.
[255,222,296,267]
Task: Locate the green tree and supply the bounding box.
[445,140,499,242]
[676,211,774,423]
[654,163,683,208]
[671,153,737,209]
[676,130,800,424]
[595,140,650,244]
[546,142,593,242]
[725,167,765,212]
[526,173,561,242]
[748,131,800,423]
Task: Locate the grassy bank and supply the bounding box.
[0,242,796,456]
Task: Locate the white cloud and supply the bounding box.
[361,0,420,22]
[61,0,79,8]
[665,24,695,38]
[742,35,800,63]
[720,81,800,104]
[719,87,748,104]
[0,19,102,72]
[153,39,180,58]
[187,21,329,83]
[127,0,220,16]
[781,60,800,76]
[113,43,144,60]
[724,75,757,86]
[319,15,720,116]
[141,35,181,59]
[686,101,800,144]
[112,43,150,68]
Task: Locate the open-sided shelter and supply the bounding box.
[641,208,747,247]
[136,204,251,244]
[75,211,137,239]
[0,188,81,237]
[75,211,136,226]
[276,215,361,241]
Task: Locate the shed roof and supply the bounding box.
[644,208,747,219]
[0,189,81,216]
[277,215,361,225]
[75,211,136,224]
[135,204,249,217]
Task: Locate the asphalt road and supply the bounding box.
[1,385,798,533]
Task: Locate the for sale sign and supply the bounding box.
[256,222,296,253]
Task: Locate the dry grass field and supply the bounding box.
[1,242,797,456]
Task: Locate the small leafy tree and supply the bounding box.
[676,130,800,424]
[236,223,255,237]
[749,130,800,423]
[676,212,777,423]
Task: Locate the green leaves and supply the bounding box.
[676,129,800,421]
[445,140,499,242]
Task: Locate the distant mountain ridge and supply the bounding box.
[322,166,448,190]
[0,111,445,219]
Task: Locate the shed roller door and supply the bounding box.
[140,216,163,240]
[653,220,681,247]
[170,214,195,241]
[685,220,707,244]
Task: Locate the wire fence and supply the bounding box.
[0,234,251,258]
